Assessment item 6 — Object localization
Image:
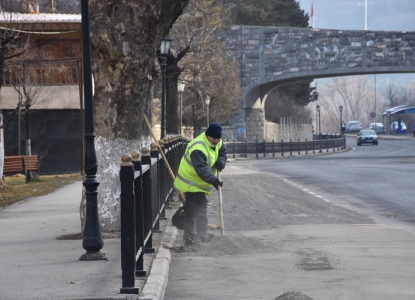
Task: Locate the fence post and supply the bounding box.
[290,139,292,156]
[319,138,322,153]
[141,147,155,254]
[306,139,308,155]
[120,153,139,295]
[166,138,174,210]
[272,139,275,157]
[233,139,236,159]
[256,140,258,159]
[264,140,266,157]
[245,140,248,158]
[298,139,300,155]
[281,139,284,156]
[151,143,166,226]
[130,150,146,277]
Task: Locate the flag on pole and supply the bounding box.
[311,1,314,28]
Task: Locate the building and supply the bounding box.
[0,6,83,174]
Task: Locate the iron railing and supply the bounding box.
[119,135,188,294]
[225,136,346,158]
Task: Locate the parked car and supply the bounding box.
[367,122,386,134]
[391,121,407,134]
[346,121,362,132]
[357,129,378,146]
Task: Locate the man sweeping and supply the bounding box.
[174,122,227,245]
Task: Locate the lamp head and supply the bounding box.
[339,105,343,112]
[316,105,320,112]
[178,79,186,93]
[160,35,173,55]
[205,95,210,106]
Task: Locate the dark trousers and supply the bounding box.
[183,192,208,239]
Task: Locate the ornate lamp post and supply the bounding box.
[160,35,172,139]
[339,105,343,135]
[178,79,185,135]
[205,95,210,127]
[316,105,321,135]
[79,0,106,261]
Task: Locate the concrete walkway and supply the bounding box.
[0,181,173,300]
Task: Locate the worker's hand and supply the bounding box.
[214,160,224,172]
[213,178,223,190]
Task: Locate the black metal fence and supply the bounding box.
[225,135,346,158]
[119,136,188,294]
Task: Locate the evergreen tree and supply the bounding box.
[225,0,309,27]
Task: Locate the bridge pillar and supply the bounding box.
[245,108,265,142]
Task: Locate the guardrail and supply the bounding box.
[119,135,188,294]
[225,136,346,158]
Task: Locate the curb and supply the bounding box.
[139,224,178,300]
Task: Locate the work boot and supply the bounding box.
[183,231,196,246]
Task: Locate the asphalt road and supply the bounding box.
[252,136,415,231]
[164,137,415,300]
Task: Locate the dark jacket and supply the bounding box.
[190,143,227,185]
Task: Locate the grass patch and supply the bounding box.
[0,173,82,208]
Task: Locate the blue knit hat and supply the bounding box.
[205,122,222,139]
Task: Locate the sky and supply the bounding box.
[297,0,415,87]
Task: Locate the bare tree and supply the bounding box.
[311,75,383,133]
[159,0,240,134]
[86,0,189,232]
[9,59,51,156]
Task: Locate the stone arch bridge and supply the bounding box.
[221,26,415,141]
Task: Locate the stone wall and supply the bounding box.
[245,108,265,141]
[265,119,313,142]
[222,26,415,97]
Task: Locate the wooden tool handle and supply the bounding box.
[217,172,225,236]
[143,115,186,204]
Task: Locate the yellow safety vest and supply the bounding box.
[174,132,222,195]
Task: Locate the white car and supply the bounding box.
[346,121,362,132]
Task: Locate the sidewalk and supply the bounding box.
[0,181,174,300]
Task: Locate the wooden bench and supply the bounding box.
[3,155,39,182]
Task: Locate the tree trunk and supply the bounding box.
[165,55,181,134]
[25,106,31,155]
[88,0,189,232]
[0,143,3,183]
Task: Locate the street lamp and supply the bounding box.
[79,0,105,261]
[316,105,321,135]
[160,35,173,139]
[205,95,210,127]
[178,79,185,135]
[339,105,343,135]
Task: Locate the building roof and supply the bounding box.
[383,105,415,115]
[0,13,81,32]
[0,12,81,23]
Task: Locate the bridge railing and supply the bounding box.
[119,135,188,294]
[225,136,346,158]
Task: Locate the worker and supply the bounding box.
[174,122,227,245]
